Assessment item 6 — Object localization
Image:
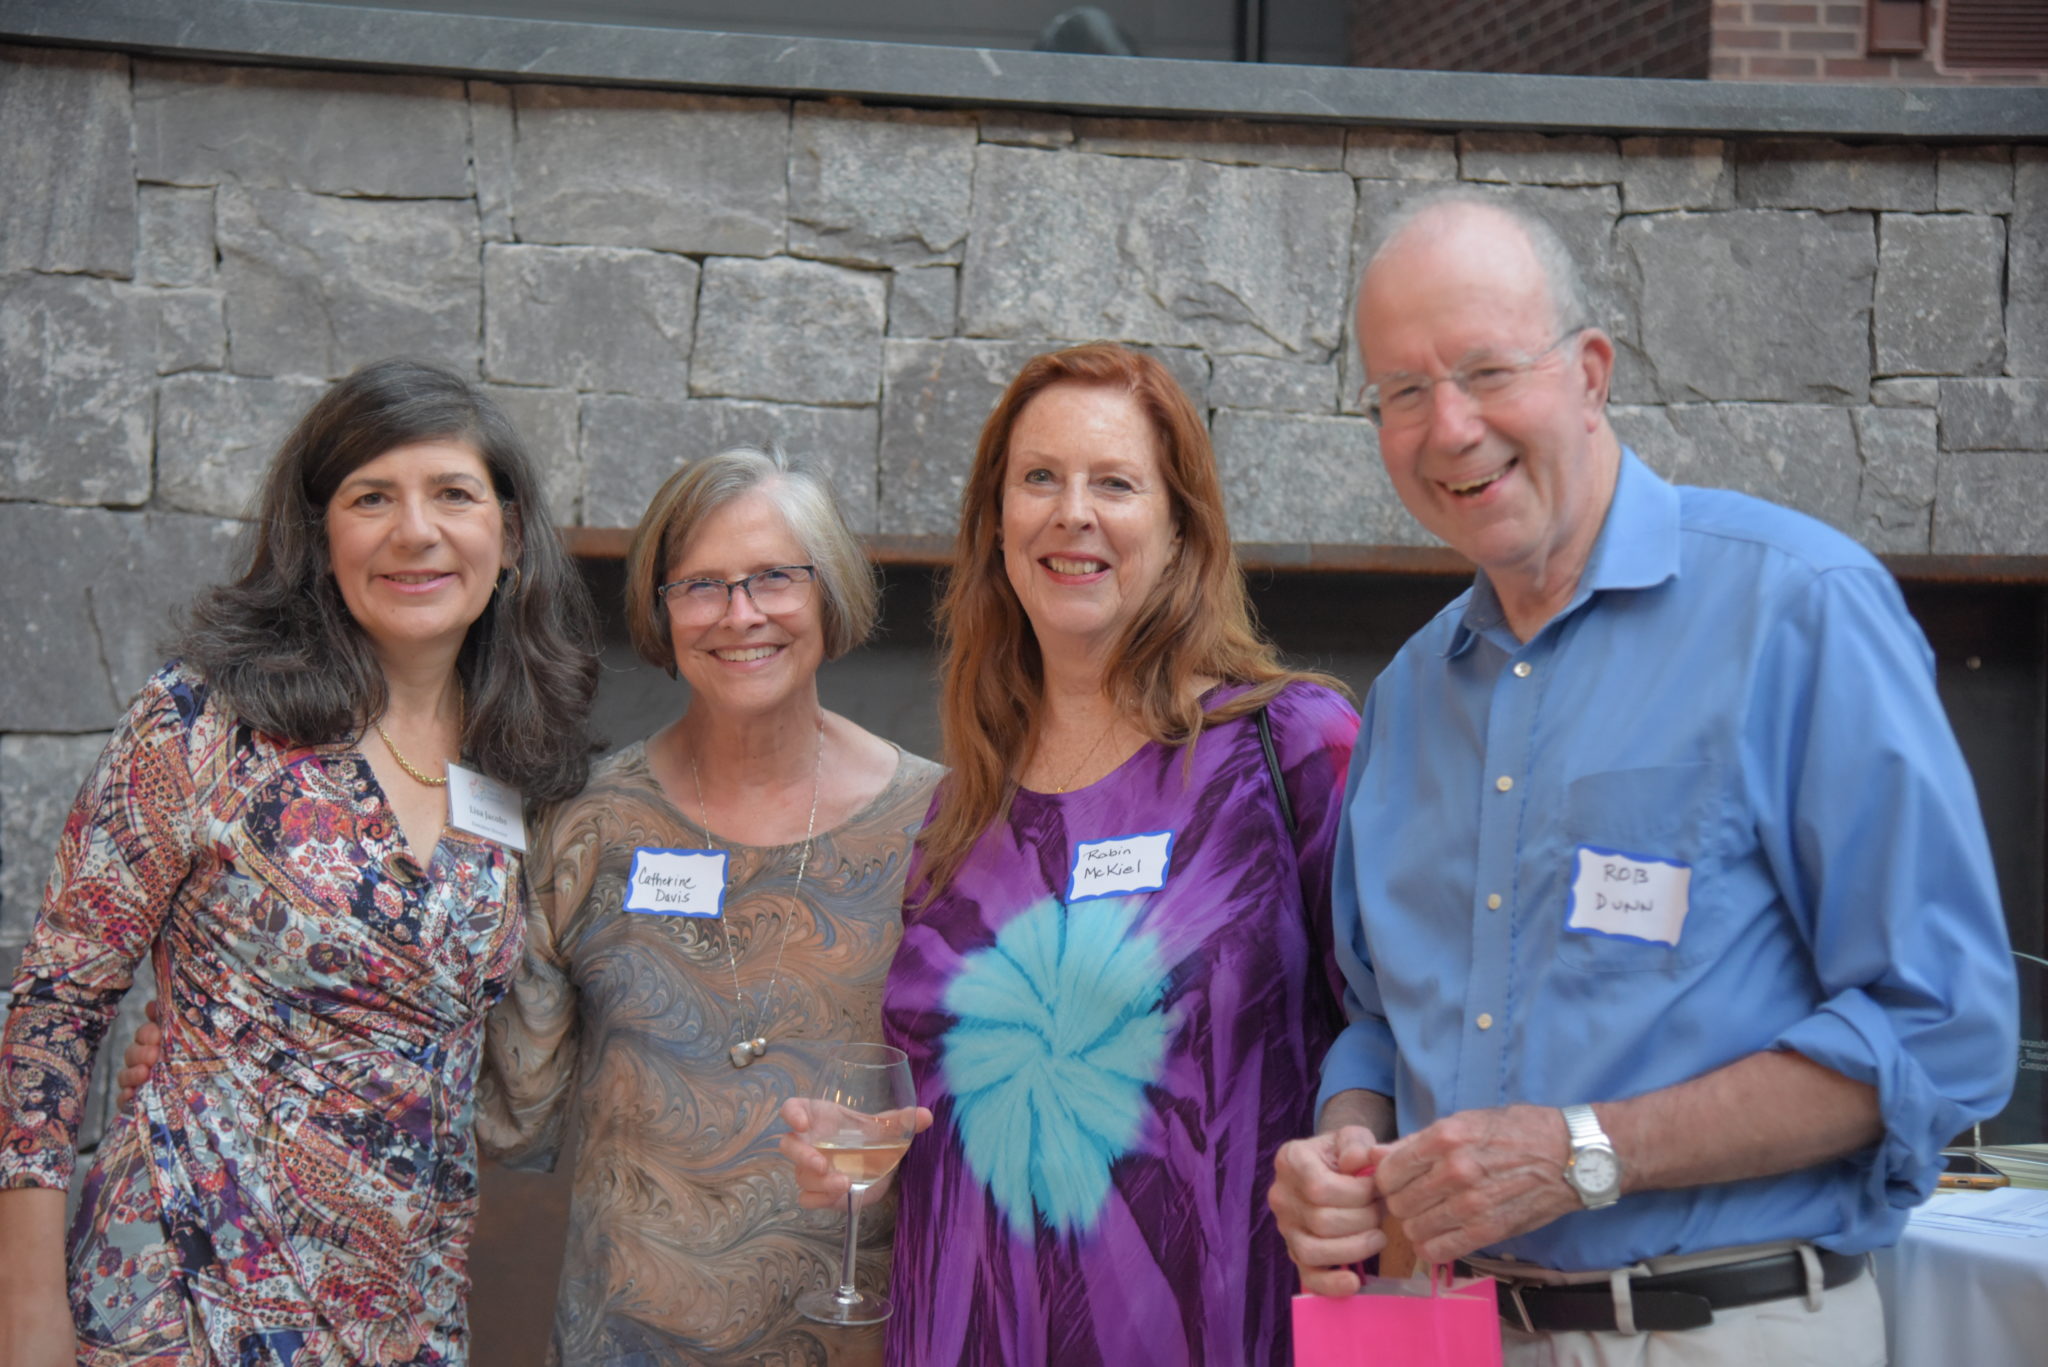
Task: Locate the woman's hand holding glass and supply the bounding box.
[779,1092,934,1212]
[780,1044,930,1325]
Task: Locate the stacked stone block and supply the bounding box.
[2,44,2044,997]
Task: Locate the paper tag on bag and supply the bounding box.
[1067,830,1174,903]
[447,763,527,853]
[623,848,727,918]
[1567,845,1691,947]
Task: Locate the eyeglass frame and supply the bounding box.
[656,564,819,621]
[1357,329,1587,429]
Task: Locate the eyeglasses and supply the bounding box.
[1359,331,1583,429]
[657,564,817,625]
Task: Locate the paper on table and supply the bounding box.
[1912,1186,2048,1239]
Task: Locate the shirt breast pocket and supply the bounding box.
[1558,762,1738,975]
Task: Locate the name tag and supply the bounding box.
[1567,845,1691,946]
[1067,831,1174,903]
[624,848,727,917]
[447,763,527,853]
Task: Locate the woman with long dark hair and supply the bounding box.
[0,358,597,1365]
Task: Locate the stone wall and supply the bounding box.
[2,40,2045,1015]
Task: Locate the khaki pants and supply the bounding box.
[1499,1267,1887,1367]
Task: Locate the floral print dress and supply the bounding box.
[881,682,1358,1367]
[0,664,525,1366]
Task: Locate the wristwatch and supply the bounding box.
[1561,1104,1622,1209]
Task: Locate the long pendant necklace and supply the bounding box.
[688,714,825,1069]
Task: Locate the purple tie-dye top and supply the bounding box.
[883,682,1359,1367]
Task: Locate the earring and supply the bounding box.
[498,565,523,598]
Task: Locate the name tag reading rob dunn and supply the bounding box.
[624,848,728,918]
[1567,845,1691,947]
[1068,831,1174,904]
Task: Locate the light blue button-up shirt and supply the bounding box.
[1320,450,2017,1269]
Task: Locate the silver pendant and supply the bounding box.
[728,1037,767,1069]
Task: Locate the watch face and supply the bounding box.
[1574,1147,1620,1196]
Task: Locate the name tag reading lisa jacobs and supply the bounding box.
[446,763,527,853]
[1067,830,1175,904]
[1567,844,1691,947]
[623,848,728,918]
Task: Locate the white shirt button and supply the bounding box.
[1477,1013,1494,1030]
[1495,775,1513,792]
[1514,662,1533,678]
[1487,893,1502,910]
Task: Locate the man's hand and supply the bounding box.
[1368,1103,1579,1265]
[1267,1125,1387,1297]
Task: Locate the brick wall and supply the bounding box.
[1712,0,2048,83]
[1350,0,1711,79]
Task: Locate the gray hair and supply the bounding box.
[624,444,880,673]
[1358,189,1594,339]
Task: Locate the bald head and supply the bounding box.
[1358,194,1591,349]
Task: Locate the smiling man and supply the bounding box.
[1267,193,2018,1364]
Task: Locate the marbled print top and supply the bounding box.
[479,740,942,1367]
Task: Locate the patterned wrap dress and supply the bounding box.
[881,682,1358,1367]
[0,664,526,1366]
[477,740,943,1367]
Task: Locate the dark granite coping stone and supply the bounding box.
[3,0,2045,141]
[560,530,2048,583]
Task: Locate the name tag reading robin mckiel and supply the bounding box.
[623,849,729,918]
[1067,831,1174,904]
[447,763,527,853]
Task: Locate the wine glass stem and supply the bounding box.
[836,1184,865,1304]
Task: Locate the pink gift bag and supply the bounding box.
[1293,1265,1504,1367]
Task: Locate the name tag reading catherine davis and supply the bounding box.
[1567,845,1691,946]
[446,763,527,853]
[1067,831,1175,904]
[623,849,728,918]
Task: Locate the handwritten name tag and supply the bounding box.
[1067,831,1174,904]
[447,763,526,853]
[1567,845,1691,947]
[624,848,727,917]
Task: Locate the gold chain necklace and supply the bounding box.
[688,714,825,1069]
[1049,715,1119,794]
[374,719,450,787]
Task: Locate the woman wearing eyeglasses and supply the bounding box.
[476,448,941,1366]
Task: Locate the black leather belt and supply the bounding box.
[1484,1247,1866,1333]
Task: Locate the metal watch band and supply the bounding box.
[1563,1103,1608,1147]
[1561,1103,1621,1209]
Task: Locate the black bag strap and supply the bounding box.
[1253,705,1297,837]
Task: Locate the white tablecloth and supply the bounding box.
[1873,1206,2048,1367]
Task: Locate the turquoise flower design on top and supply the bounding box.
[941,894,1175,1238]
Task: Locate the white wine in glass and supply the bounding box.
[796,1042,917,1326]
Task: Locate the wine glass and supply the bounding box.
[796,1042,918,1326]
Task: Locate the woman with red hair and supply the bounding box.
[789,343,1359,1364]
